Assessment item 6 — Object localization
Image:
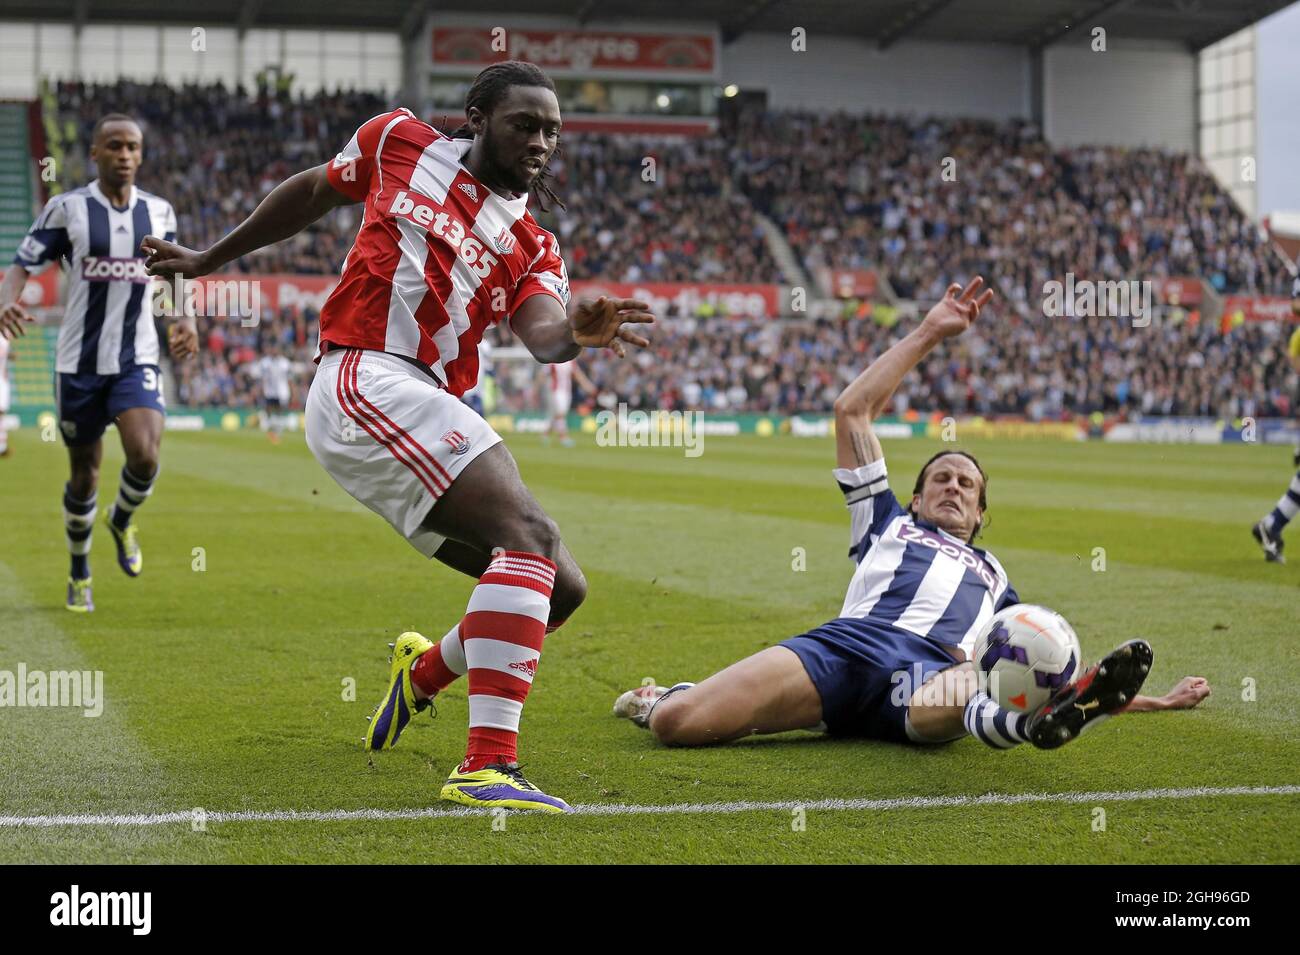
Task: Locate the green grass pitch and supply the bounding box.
[1,426,1297,863]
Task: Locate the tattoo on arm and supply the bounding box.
[851,431,875,467]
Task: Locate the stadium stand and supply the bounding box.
[24,79,1299,419]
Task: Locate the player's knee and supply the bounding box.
[68,460,99,499]
[649,695,696,746]
[68,472,98,500]
[125,447,159,479]
[552,566,587,621]
[499,508,562,559]
[127,457,159,481]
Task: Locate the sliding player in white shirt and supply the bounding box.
[0,114,198,612]
[616,278,1209,749]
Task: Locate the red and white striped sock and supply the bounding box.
[410,624,466,697]
[459,550,555,772]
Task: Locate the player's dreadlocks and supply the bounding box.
[908,449,990,541]
[447,60,565,212]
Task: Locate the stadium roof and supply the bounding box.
[5,0,1294,52]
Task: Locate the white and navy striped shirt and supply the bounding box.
[836,457,1019,657]
[14,181,176,376]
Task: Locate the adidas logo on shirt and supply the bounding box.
[457,182,478,203]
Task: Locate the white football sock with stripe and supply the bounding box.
[1266,470,1300,532]
[435,623,466,674]
[460,550,555,769]
[111,464,157,530]
[64,485,96,578]
[963,691,1030,749]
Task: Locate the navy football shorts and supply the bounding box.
[56,364,165,446]
[781,617,963,742]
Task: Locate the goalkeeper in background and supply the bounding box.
[1251,273,1300,564]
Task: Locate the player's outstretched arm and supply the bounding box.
[0,265,34,340]
[1121,676,1211,713]
[142,164,355,279]
[833,276,992,469]
[512,294,654,364]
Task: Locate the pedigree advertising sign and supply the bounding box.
[431,27,718,77]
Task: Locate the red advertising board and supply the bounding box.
[209,276,781,319]
[22,273,783,319]
[1152,277,1203,306]
[431,27,718,77]
[825,268,879,299]
[1221,295,1295,323]
[18,268,61,308]
[567,281,780,319]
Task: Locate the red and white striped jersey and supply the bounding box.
[320,108,571,396]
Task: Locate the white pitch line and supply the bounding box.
[2,785,1297,828]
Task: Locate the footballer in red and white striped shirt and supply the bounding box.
[318,104,572,395]
[143,61,655,812]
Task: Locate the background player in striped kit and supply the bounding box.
[1251,272,1300,563]
[616,277,1210,749]
[0,114,198,612]
[542,358,594,447]
[141,62,653,812]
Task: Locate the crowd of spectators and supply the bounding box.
[168,303,1296,423]
[42,80,1299,421]
[727,109,1292,308]
[171,307,318,409]
[491,312,1296,422]
[54,79,382,274]
[549,135,778,284]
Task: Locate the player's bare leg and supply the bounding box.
[115,406,162,481]
[67,439,101,502]
[104,407,163,577]
[904,662,981,742]
[638,646,824,745]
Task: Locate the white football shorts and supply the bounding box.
[306,348,502,557]
[547,385,571,416]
